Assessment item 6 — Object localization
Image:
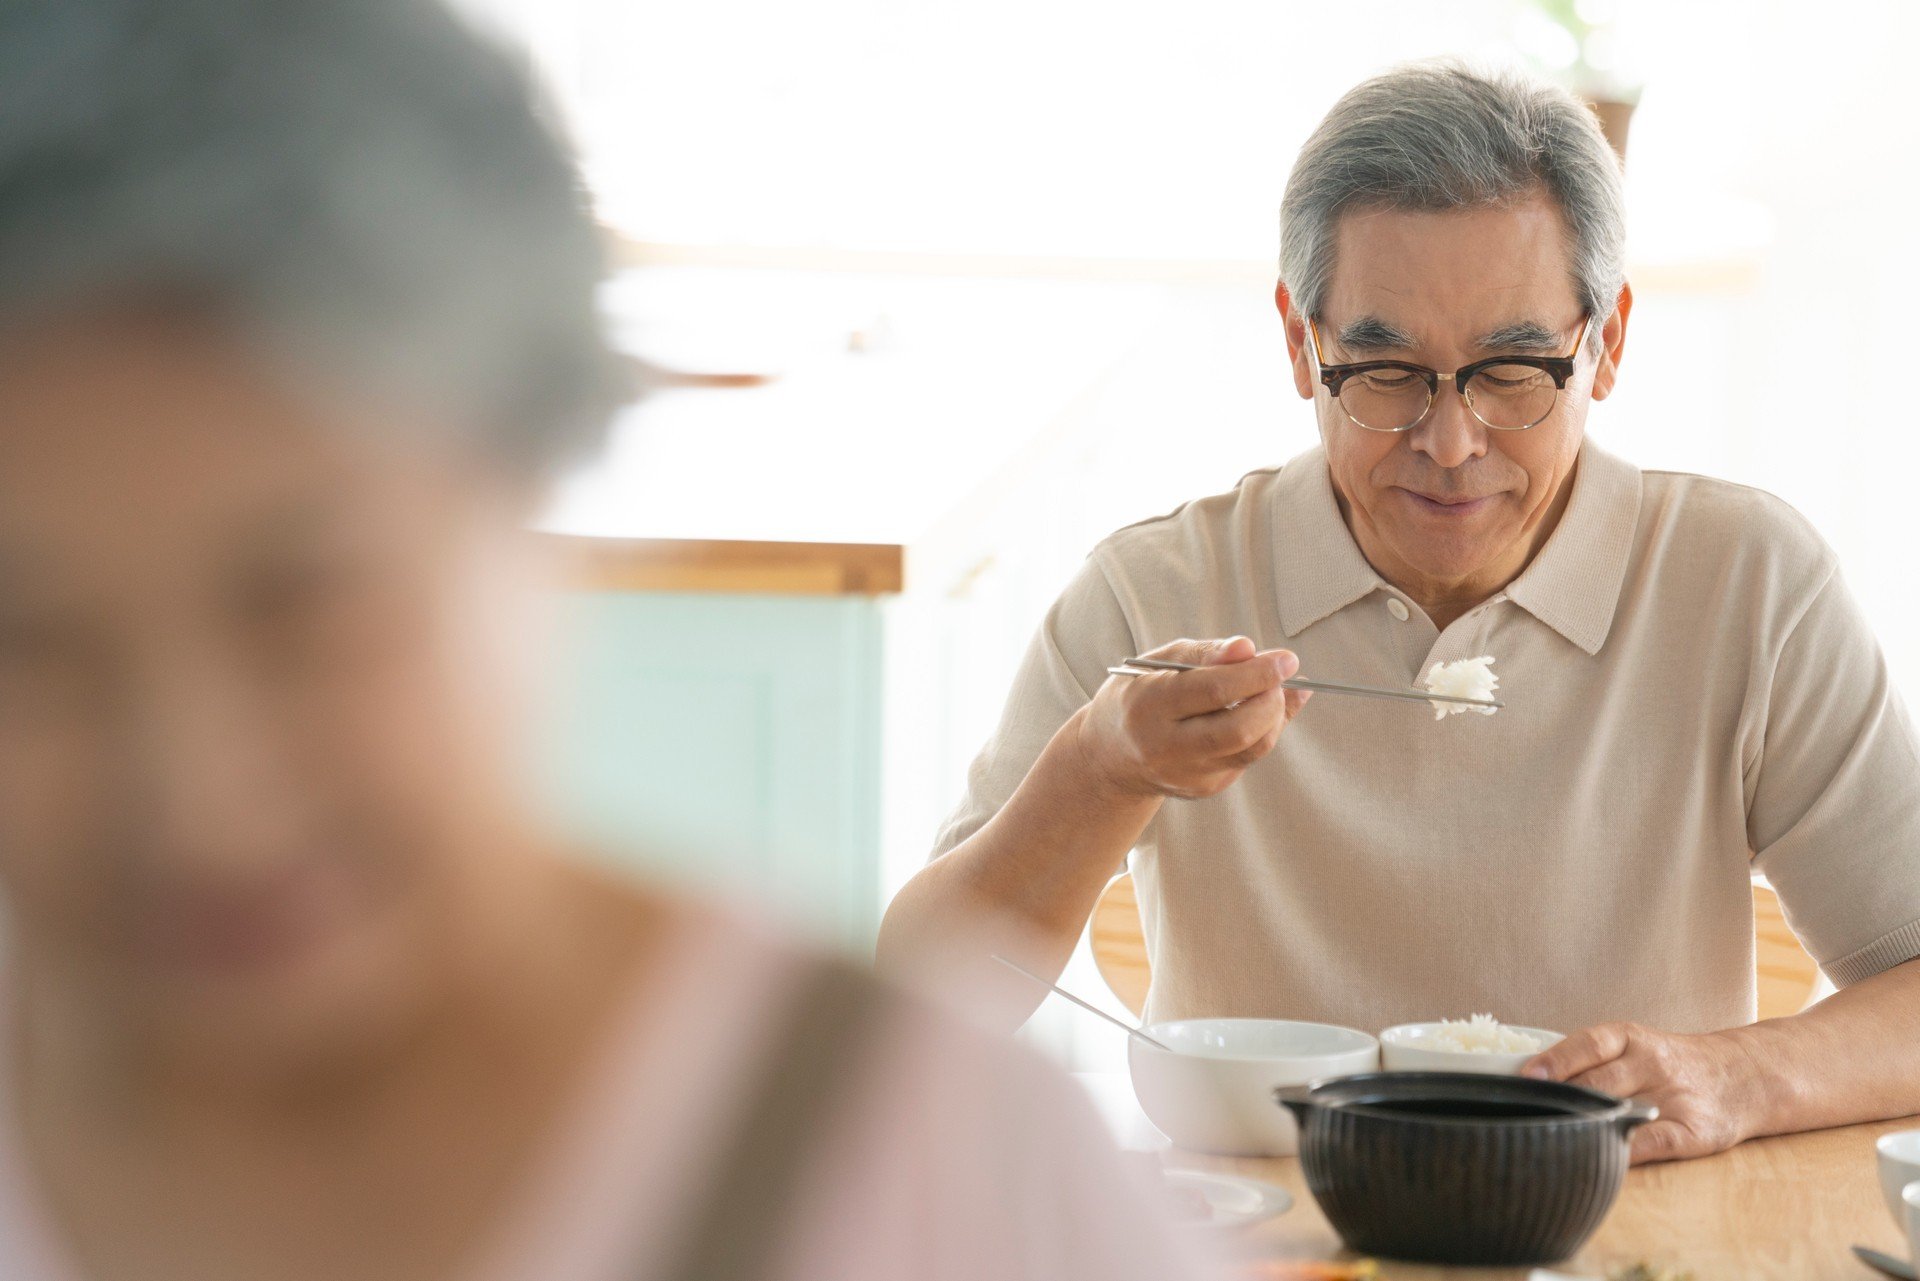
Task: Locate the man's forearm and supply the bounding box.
[875,707,1163,1016]
[1732,954,1920,1138]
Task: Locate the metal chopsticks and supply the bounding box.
[1104,655,1502,710]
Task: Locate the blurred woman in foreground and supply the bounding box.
[0,3,1206,1278]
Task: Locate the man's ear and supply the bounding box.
[1589,281,1633,402]
[1275,280,1316,400]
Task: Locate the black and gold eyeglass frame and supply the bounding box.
[1308,314,1591,433]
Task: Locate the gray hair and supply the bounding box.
[0,0,627,475]
[1280,61,1626,327]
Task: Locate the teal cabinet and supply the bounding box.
[539,591,884,946]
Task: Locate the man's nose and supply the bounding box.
[1407,380,1488,470]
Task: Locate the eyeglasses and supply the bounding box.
[1308,314,1591,433]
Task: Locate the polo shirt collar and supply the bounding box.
[1270,446,1385,637]
[1271,439,1643,656]
[1503,439,1642,656]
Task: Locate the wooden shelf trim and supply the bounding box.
[544,534,904,597]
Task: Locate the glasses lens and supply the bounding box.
[1338,369,1431,431]
[1465,365,1559,429]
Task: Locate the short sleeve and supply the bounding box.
[928,554,1137,860]
[1748,566,1920,987]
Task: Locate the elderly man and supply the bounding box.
[879,62,1920,1164]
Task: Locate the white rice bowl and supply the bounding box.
[1379,1015,1564,1076]
[1426,1013,1545,1054]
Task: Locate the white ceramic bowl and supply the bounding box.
[1128,1018,1379,1157]
[1906,1181,1920,1268]
[1878,1130,1920,1227]
[1379,1022,1564,1076]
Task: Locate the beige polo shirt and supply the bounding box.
[932,441,1920,1034]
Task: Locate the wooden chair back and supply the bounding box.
[1088,871,1151,1018]
[1753,881,1822,1019]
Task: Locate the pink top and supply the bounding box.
[0,910,1217,1281]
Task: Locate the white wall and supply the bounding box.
[477,0,1920,699]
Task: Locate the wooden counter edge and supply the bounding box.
[540,533,906,597]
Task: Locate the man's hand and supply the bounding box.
[877,634,1310,1022]
[1521,1021,1773,1164]
[1071,636,1309,801]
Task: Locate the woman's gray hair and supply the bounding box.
[0,0,627,475]
[1280,61,1626,326]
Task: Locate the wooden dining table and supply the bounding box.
[1077,1073,1914,1279]
[1168,1115,1918,1280]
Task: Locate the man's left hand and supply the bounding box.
[1520,1022,1772,1164]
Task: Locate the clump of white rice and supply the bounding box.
[1427,1013,1544,1054]
[1423,655,1499,721]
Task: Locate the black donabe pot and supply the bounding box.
[1275,1072,1657,1265]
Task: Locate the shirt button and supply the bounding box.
[1387,598,1410,621]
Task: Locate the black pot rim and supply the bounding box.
[1281,1070,1647,1129]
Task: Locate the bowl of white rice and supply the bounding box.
[1380,1015,1564,1076]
